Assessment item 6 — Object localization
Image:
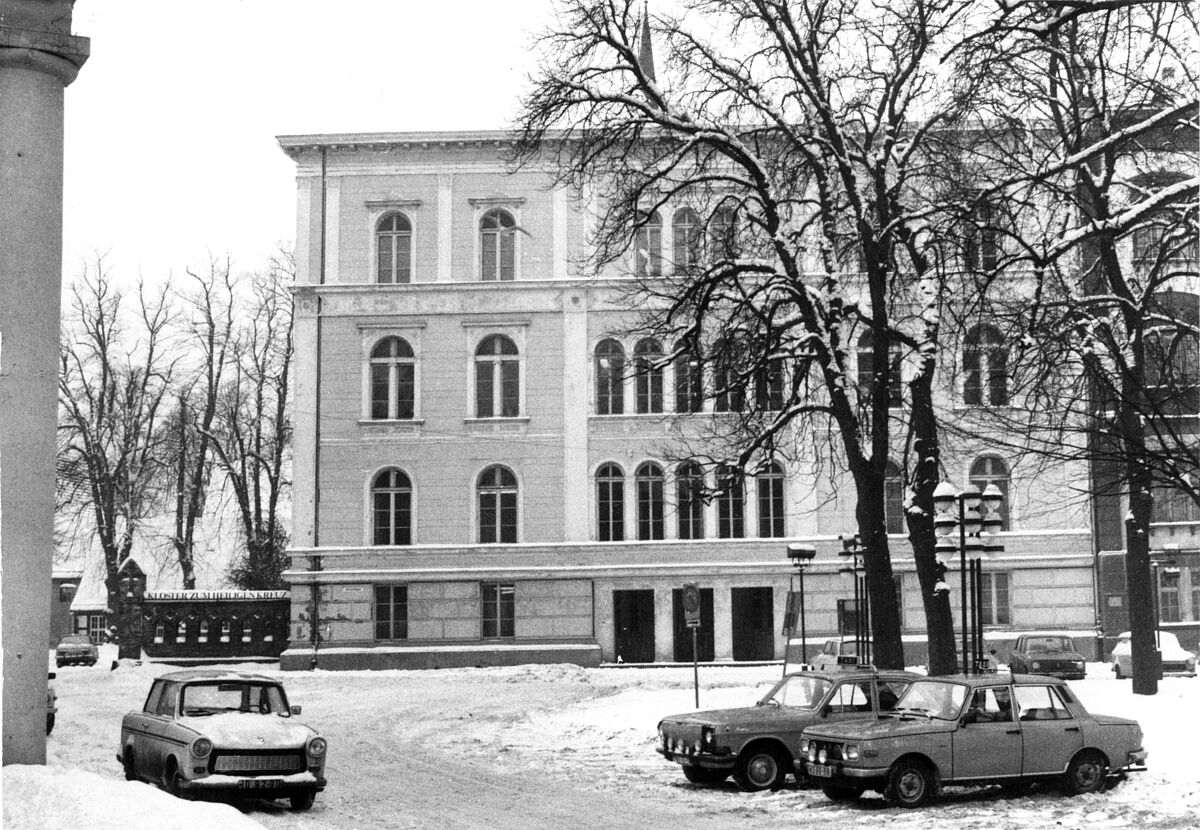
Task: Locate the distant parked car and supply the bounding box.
[46,672,57,735]
[1110,631,1196,678]
[811,638,870,671]
[801,674,1147,808]
[1008,633,1087,679]
[118,669,328,810]
[55,634,98,667]
[656,667,916,791]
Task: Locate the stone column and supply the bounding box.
[1,0,89,765]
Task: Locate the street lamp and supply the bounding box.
[839,533,869,664]
[785,543,816,675]
[933,481,1005,674]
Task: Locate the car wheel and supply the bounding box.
[1063,750,1107,795]
[290,791,317,811]
[884,758,934,808]
[734,745,788,791]
[163,761,190,800]
[822,784,864,802]
[123,749,137,782]
[682,765,727,785]
[45,714,55,735]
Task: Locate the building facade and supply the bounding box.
[278,132,1099,671]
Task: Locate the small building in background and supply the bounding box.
[49,570,83,647]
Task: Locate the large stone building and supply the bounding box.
[276,131,1101,672]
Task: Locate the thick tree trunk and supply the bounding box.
[1122,400,1159,695]
[854,475,904,670]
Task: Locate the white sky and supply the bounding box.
[62,0,559,283]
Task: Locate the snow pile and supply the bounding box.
[2,765,265,830]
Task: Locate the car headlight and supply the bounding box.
[808,744,817,762]
[1032,661,1041,670]
[799,738,809,753]
[191,738,213,758]
[1074,661,1085,668]
[701,726,715,746]
[844,744,859,761]
[817,748,827,764]
[1187,658,1196,669]
[307,737,327,757]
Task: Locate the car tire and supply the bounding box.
[734,745,788,792]
[682,765,727,785]
[46,714,55,735]
[163,761,190,800]
[884,758,934,808]
[290,791,317,811]
[1063,750,1107,796]
[123,749,137,782]
[822,784,864,801]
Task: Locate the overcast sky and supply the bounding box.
[62,0,559,283]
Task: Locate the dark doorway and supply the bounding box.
[732,586,775,661]
[673,587,715,662]
[613,589,655,663]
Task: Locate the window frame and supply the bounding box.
[595,338,626,415]
[756,462,786,538]
[716,464,745,539]
[374,584,409,640]
[633,338,664,414]
[676,462,706,540]
[671,207,701,273]
[360,325,424,422]
[674,341,704,413]
[596,462,626,542]
[368,335,417,421]
[634,211,663,277]
[481,581,516,639]
[375,211,413,284]
[963,324,1009,407]
[370,467,414,546]
[473,334,522,419]
[477,465,519,544]
[636,462,665,541]
[478,207,519,282]
[979,571,1011,626]
[969,455,1011,531]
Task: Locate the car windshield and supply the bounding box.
[60,635,91,645]
[1026,636,1073,652]
[889,680,968,720]
[180,682,288,716]
[1157,632,1182,650]
[761,675,833,709]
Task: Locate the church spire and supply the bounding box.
[637,2,657,83]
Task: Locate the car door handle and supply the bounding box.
[1064,726,1080,732]
[1005,728,1020,734]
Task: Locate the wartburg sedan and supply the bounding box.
[800,674,1146,808]
[118,670,327,810]
[656,668,916,791]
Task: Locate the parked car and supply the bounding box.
[800,674,1146,808]
[811,638,870,671]
[46,672,57,735]
[656,667,917,791]
[118,669,327,810]
[1110,631,1197,678]
[1008,632,1087,679]
[55,634,98,667]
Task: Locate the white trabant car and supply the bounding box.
[118,669,327,810]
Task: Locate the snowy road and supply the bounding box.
[28,654,1200,829]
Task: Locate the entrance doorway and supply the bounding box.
[731,586,775,661]
[672,587,715,662]
[613,589,655,663]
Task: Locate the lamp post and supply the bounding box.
[838,533,868,664]
[785,543,817,674]
[933,482,1004,674]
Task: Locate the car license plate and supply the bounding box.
[239,779,281,790]
[806,763,833,778]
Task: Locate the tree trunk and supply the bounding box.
[854,474,904,670]
[1122,399,1159,695]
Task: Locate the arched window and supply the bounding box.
[372,468,413,545]
[969,456,1010,531]
[475,335,520,417]
[241,619,253,643]
[716,464,745,538]
[756,357,784,411]
[478,465,518,543]
[480,209,516,281]
[672,208,700,272]
[964,192,999,271]
[597,463,625,541]
[1146,291,1200,416]
[370,336,415,420]
[856,330,903,408]
[175,620,187,644]
[674,339,703,413]
[757,462,785,538]
[635,462,665,540]
[635,212,662,277]
[709,206,739,259]
[595,339,625,415]
[963,325,1008,407]
[634,338,663,414]
[713,337,745,412]
[677,462,705,540]
[198,620,209,644]
[885,461,905,535]
[377,212,412,284]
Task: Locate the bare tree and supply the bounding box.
[210,250,295,590]
[512,0,1014,671]
[57,259,176,656]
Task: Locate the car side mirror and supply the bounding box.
[290,705,302,715]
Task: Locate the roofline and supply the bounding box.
[276,129,569,156]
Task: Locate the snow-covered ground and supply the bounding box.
[7,646,1199,829]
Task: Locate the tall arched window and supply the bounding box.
[372,468,413,545]
[597,463,625,541]
[1146,291,1200,416]
[713,337,745,412]
[963,325,1009,407]
[677,462,705,540]
[635,212,662,277]
[674,340,703,413]
[757,462,785,538]
[884,461,905,534]
[634,338,663,414]
[370,336,415,420]
[716,464,745,538]
[475,335,520,417]
[856,330,903,408]
[595,339,625,415]
[756,357,784,411]
[377,212,412,284]
[635,462,665,540]
[480,209,516,281]
[478,465,518,543]
[969,456,1010,531]
[709,206,739,259]
[672,208,700,272]
[964,192,999,271]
